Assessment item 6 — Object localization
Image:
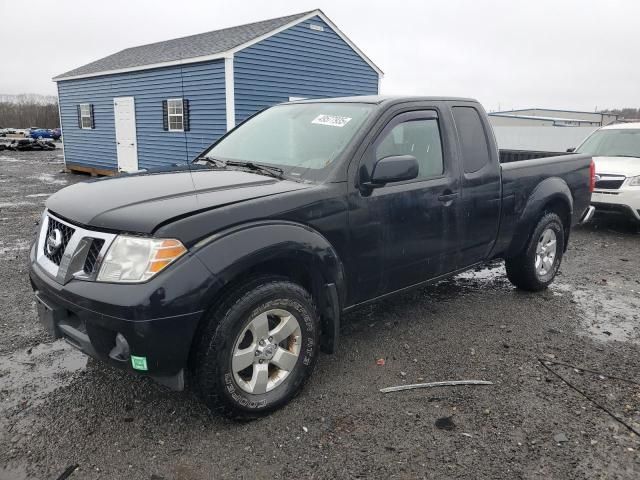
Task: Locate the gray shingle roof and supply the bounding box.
[54,11,314,80]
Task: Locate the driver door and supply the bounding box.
[347,109,462,303]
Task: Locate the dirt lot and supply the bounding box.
[1,148,639,480]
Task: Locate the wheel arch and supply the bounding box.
[191,221,345,357]
[506,177,573,258]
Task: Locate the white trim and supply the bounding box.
[55,84,65,167]
[225,55,235,131]
[166,97,184,132]
[79,103,92,129]
[53,9,383,82]
[311,10,384,77]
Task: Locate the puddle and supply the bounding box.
[0,340,87,412]
[0,464,37,480]
[0,201,35,209]
[423,262,511,302]
[24,193,50,198]
[0,239,31,256]
[553,283,640,343]
[0,155,22,163]
[31,173,67,185]
[456,262,506,281]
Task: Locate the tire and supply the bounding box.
[506,212,565,291]
[195,276,319,419]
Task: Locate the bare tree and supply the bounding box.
[0,96,60,129]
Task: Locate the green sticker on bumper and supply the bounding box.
[131,355,148,371]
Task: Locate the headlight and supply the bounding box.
[628,176,640,186]
[97,235,187,283]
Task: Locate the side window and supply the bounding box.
[375,119,444,179]
[452,106,490,173]
[162,99,190,132]
[77,103,94,129]
[167,98,184,131]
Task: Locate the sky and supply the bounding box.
[0,0,638,112]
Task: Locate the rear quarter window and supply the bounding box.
[452,106,491,173]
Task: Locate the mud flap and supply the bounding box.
[320,283,340,354]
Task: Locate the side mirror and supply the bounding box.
[369,155,419,186]
[566,147,575,153]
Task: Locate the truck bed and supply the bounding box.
[491,152,593,258]
[499,149,569,163]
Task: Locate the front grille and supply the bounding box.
[43,216,75,265]
[595,175,625,190]
[83,239,105,275]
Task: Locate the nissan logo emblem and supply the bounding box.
[46,228,63,255]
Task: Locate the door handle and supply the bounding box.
[437,191,458,203]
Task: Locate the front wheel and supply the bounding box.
[195,277,319,419]
[506,212,565,291]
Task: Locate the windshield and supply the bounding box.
[203,102,375,180]
[577,129,640,158]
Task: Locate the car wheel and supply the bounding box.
[195,276,319,419]
[505,212,564,291]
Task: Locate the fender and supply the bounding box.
[193,220,345,353]
[506,177,573,258]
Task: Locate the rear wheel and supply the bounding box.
[195,277,319,419]
[506,212,564,291]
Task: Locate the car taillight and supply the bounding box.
[589,160,596,193]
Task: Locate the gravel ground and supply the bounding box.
[1,148,639,480]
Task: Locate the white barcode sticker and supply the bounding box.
[311,115,352,127]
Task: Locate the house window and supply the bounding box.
[79,103,93,129]
[167,99,184,131]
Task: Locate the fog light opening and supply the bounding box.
[108,333,130,362]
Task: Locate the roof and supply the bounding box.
[489,113,599,124]
[289,95,476,104]
[493,108,618,118]
[601,122,640,130]
[54,9,382,81]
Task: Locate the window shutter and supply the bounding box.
[183,99,190,132]
[162,100,168,131]
[77,105,82,128]
[90,104,95,129]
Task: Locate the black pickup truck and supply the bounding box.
[29,96,594,417]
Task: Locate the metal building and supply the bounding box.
[53,10,382,174]
[489,108,618,127]
[487,108,619,152]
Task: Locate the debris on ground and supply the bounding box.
[380,380,493,393]
[55,464,79,480]
[553,433,569,443]
[376,358,385,366]
[435,416,456,430]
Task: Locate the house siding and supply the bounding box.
[233,15,379,124]
[57,60,226,171]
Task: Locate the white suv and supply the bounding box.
[575,123,640,222]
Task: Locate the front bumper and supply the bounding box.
[592,188,640,221]
[29,243,215,390]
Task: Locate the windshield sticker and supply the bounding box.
[312,115,352,127]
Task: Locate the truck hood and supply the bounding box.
[46,168,311,233]
[593,156,640,177]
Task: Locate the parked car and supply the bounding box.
[29,128,58,140]
[572,123,640,222]
[29,96,594,418]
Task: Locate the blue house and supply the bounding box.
[53,9,382,174]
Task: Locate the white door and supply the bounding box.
[113,97,138,172]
